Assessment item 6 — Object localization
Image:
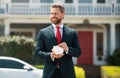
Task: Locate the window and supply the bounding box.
[11,0,29,3]
[117,0,120,3]
[40,0,53,3]
[0,59,24,69]
[65,0,73,3]
[96,32,103,56]
[78,0,92,3]
[97,0,105,3]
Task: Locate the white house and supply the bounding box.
[0,0,120,65]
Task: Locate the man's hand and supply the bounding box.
[58,42,68,52]
[51,52,64,59]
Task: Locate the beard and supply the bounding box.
[51,17,62,25]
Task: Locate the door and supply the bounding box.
[77,31,93,64]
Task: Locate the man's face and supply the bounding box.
[50,8,64,25]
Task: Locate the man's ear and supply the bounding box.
[62,13,65,19]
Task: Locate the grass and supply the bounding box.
[34,64,44,69]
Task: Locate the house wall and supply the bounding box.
[11,23,50,38]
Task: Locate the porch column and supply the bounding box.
[110,22,116,55]
[4,22,10,35]
[73,0,78,15]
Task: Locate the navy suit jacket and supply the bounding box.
[34,25,81,78]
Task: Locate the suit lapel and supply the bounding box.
[61,26,68,42]
[48,25,57,44]
[48,25,69,44]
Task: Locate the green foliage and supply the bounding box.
[34,65,44,69]
[0,35,35,64]
[106,48,120,66]
[101,66,120,78]
[74,66,86,78]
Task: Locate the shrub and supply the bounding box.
[106,48,120,66]
[74,66,86,78]
[0,35,35,64]
[101,66,120,78]
[34,65,44,69]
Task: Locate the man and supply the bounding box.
[34,3,81,78]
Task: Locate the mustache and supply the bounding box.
[52,17,58,19]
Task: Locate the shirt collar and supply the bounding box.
[52,23,63,29]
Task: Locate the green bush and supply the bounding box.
[106,48,120,66]
[0,35,35,64]
[34,65,44,69]
[101,66,120,78]
[74,66,86,78]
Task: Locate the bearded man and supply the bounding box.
[34,3,81,78]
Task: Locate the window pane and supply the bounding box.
[96,32,103,56]
[65,0,73,3]
[78,0,92,3]
[117,0,120,3]
[12,0,29,3]
[97,0,105,3]
[40,0,53,3]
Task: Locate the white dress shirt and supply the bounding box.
[52,23,63,38]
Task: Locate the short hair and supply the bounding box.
[51,3,65,13]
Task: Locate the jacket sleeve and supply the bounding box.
[33,30,53,62]
[67,30,81,57]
